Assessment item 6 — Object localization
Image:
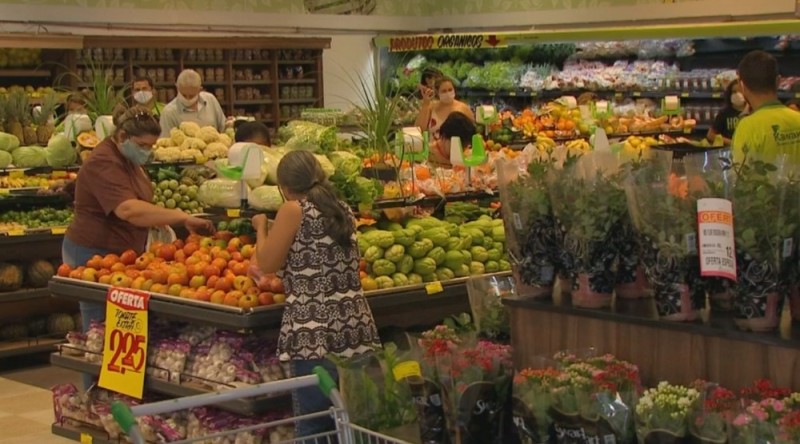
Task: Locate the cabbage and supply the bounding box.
[11,146,47,168]
[0,133,20,152]
[248,185,284,211]
[282,121,338,153]
[328,151,362,176]
[198,178,245,208]
[45,134,77,167]
[0,151,11,168]
[314,154,335,178]
[263,149,284,185]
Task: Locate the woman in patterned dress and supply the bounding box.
[251,150,381,438]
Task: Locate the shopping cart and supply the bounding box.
[111,366,412,444]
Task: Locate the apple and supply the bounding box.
[141,279,154,291]
[131,276,147,290]
[87,255,103,270]
[238,293,259,309]
[195,288,211,302]
[150,283,167,294]
[199,237,215,249]
[240,244,255,259]
[258,292,274,306]
[227,238,242,252]
[203,265,221,279]
[273,293,286,304]
[101,254,120,270]
[120,250,137,266]
[110,272,132,288]
[210,290,226,304]
[135,253,153,270]
[223,290,243,306]
[189,275,207,289]
[167,283,183,297]
[230,252,244,262]
[179,288,195,299]
[99,275,113,285]
[158,244,177,261]
[214,277,233,292]
[173,249,187,263]
[233,275,255,292]
[269,277,285,294]
[57,263,72,277]
[110,262,126,273]
[214,231,235,242]
[81,267,98,282]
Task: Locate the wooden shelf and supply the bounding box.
[232,60,273,66]
[232,80,271,85]
[131,60,178,66]
[184,60,227,66]
[278,78,316,84]
[279,98,318,104]
[0,337,63,358]
[278,59,316,65]
[202,81,228,86]
[234,99,273,105]
[0,69,51,78]
[0,288,51,303]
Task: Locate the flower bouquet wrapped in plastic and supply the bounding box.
[636,381,700,443]
[549,151,627,308]
[687,381,737,444]
[625,150,705,320]
[728,398,786,444]
[513,358,561,444]
[729,150,798,331]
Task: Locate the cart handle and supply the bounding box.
[111,401,137,434]
[313,365,337,396]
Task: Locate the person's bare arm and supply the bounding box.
[115,199,215,234]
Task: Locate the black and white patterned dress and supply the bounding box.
[277,199,381,361]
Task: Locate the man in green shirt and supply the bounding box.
[732,50,800,165]
[131,75,165,116]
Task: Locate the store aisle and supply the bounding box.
[0,377,71,443]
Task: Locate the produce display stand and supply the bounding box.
[50,351,291,416]
[504,295,800,392]
[51,422,118,444]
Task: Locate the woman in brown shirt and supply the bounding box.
[63,107,213,384]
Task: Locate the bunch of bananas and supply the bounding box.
[534,135,556,151]
[0,176,50,189]
[565,139,592,152]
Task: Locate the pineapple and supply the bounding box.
[34,91,59,145]
[6,90,25,143]
[20,93,37,146]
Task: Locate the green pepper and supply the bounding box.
[375,276,395,289]
[469,261,486,275]
[397,255,414,275]
[485,260,500,273]
[361,230,396,249]
[392,228,417,247]
[444,250,468,270]
[499,259,511,272]
[408,273,424,285]
[422,227,450,248]
[487,248,502,262]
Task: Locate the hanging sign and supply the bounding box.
[389,34,507,52]
[98,287,150,399]
[697,198,736,280]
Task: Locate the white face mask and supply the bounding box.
[178,93,199,108]
[133,90,153,105]
[439,91,455,104]
[731,92,747,109]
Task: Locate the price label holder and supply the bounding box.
[7,229,25,236]
[80,433,93,444]
[711,92,722,99]
[632,91,642,97]
[681,92,690,98]
[393,361,422,381]
[697,198,737,280]
[425,281,444,295]
[226,208,241,218]
[52,170,68,178]
[98,287,150,399]
[508,91,517,97]
[51,227,67,235]
[0,188,9,195]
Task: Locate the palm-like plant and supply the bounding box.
[6,88,27,143]
[57,58,128,119]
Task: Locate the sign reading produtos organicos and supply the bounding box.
[389,34,506,52]
[98,287,150,399]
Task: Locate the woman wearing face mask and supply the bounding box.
[707,81,749,144]
[159,69,226,137]
[415,77,474,141]
[63,106,214,388]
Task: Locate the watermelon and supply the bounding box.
[26,260,55,288]
[0,263,23,292]
[47,313,75,335]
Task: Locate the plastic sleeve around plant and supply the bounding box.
[314,365,337,396]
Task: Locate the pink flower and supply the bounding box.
[733,414,752,427]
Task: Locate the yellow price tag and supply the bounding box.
[80,433,93,444]
[711,92,722,99]
[0,188,9,195]
[508,91,517,97]
[52,170,67,178]
[681,92,690,98]
[8,170,24,179]
[7,229,25,236]
[795,92,800,99]
[614,92,623,98]
[51,227,67,235]
[98,287,150,399]
[226,208,241,218]
[425,281,443,295]
[684,127,692,134]
[529,92,538,97]
[392,361,422,381]
[632,91,641,97]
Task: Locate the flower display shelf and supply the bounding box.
[504,293,800,391]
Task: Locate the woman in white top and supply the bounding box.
[415,77,474,142]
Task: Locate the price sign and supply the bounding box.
[7,229,25,236]
[226,208,241,218]
[98,287,150,399]
[425,281,444,295]
[51,227,67,235]
[393,361,422,381]
[697,198,736,280]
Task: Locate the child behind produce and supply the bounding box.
[234,120,272,146]
[431,111,478,165]
[250,150,380,439]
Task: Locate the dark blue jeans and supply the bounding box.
[61,237,110,390]
[290,358,339,440]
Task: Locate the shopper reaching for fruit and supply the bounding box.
[62,106,215,387]
[415,77,474,142]
[251,150,380,439]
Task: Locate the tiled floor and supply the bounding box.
[0,354,80,443]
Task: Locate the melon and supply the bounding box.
[0,323,29,340]
[47,313,75,335]
[26,260,55,288]
[0,263,23,292]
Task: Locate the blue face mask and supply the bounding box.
[121,139,152,165]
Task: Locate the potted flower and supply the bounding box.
[777,410,800,444]
[635,381,700,443]
[549,151,627,308]
[575,355,641,443]
[625,151,705,321]
[729,150,798,332]
[688,382,737,444]
[729,398,787,444]
[513,366,562,444]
